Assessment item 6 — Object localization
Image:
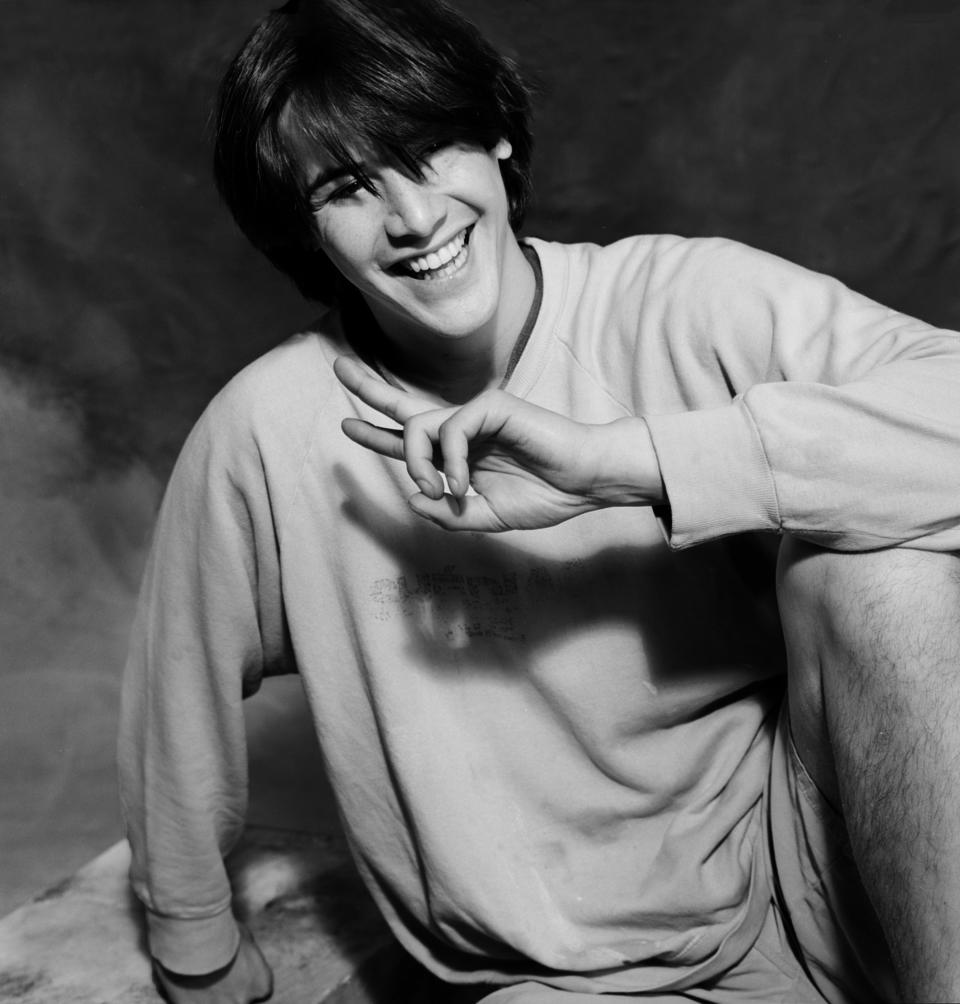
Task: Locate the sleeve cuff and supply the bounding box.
[146,904,241,976]
[644,401,781,549]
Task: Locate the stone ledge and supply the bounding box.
[0,826,408,1003]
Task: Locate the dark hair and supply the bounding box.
[213,0,534,303]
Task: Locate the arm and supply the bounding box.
[639,240,960,550]
[118,392,287,998]
[336,241,960,549]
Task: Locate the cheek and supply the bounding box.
[467,164,511,222]
[315,213,375,278]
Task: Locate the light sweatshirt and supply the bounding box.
[118,235,960,993]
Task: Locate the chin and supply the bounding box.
[387,288,500,341]
[425,304,499,340]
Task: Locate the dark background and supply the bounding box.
[2,0,959,914]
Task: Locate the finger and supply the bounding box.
[403,412,448,499]
[435,390,511,496]
[438,417,472,498]
[333,355,431,424]
[407,491,508,532]
[341,417,405,461]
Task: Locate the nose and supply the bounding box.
[381,170,446,242]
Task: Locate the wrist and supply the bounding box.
[587,417,665,507]
[147,905,240,979]
[154,952,237,988]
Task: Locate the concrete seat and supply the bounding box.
[0,825,411,1003]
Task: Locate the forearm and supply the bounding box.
[647,362,960,552]
[119,612,248,974]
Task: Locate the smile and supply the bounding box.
[397,227,472,280]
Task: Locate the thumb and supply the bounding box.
[407,492,508,532]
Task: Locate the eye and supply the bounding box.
[329,178,364,202]
[311,177,366,212]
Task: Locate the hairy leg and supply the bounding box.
[777,537,960,1002]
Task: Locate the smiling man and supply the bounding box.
[119,1,960,1002]
[293,136,532,348]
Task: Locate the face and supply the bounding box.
[294,136,526,349]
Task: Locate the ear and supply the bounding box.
[494,138,512,161]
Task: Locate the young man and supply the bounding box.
[118,0,960,1001]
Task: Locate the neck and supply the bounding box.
[371,327,504,405]
[363,237,536,406]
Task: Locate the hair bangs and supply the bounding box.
[282,87,420,197]
[282,52,507,193]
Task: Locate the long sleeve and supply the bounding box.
[117,386,289,975]
[639,239,960,551]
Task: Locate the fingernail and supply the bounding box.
[416,478,433,496]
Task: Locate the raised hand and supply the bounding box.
[333,356,663,532]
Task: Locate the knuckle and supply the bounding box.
[476,388,502,409]
[438,415,459,443]
[408,410,430,432]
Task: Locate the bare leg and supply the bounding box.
[777,538,960,1002]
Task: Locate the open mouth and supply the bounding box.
[395,226,473,280]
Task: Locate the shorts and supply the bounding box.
[467,703,898,1004]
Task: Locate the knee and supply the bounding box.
[777,539,960,801]
[777,537,960,671]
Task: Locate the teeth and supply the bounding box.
[418,239,468,280]
[406,229,467,275]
